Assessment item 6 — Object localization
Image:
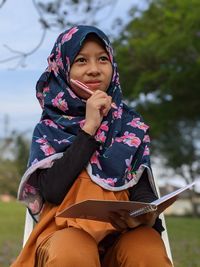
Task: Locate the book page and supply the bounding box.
[151,182,195,214]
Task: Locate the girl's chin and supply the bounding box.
[78,92,91,100]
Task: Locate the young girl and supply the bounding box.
[11,25,172,267]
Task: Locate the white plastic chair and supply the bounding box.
[154,181,173,264]
[23,209,35,247]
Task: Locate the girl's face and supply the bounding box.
[69,36,113,99]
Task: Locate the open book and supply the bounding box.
[56,182,195,222]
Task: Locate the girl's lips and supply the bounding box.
[85,81,101,89]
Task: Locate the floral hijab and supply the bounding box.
[18,25,154,215]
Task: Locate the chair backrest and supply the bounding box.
[159,213,173,262]
[23,209,34,247]
[153,177,173,263]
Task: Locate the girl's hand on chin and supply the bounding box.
[82,90,112,135]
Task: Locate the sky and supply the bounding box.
[0,0,139,138]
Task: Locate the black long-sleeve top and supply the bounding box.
[29,129,164,233]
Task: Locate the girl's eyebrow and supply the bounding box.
[76,50,108,57]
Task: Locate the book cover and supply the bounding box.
[56,182,195,222]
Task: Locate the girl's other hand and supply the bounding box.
[82,90,112,135]
[109,210,158,232]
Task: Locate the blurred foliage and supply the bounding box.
[0,132,29,197]
[0,158,19,197]
[113,0,200,198]
[114,0,200,119]
[114,0,200,128]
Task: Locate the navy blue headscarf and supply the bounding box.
[18,25,152,214]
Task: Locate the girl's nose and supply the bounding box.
[86,62,100,76]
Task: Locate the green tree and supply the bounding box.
[13,134,30,178]
[114,0,200,214]
[0,132,30,197]
[114,0,200,119]
[0,158,19,196]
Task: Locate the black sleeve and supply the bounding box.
[129,168,165,234]
[129,168,157,203]
[28,129,100,205]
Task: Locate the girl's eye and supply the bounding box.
[99,56,109,62]
[75,57,86,63]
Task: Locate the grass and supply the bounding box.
[165,216,200,267]
[0,201,25,267]
[0,201,199,267]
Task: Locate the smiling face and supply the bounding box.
[69,34,113,99]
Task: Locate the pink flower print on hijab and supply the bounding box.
[22,183,37,199]
[61,26,79,44]
[40,143,55,156]
[113,106,123,119]
[22,184,41,214]
[90,151,102,170]
[36,135,56,156]
[55,44,64,70]
[127,118,149,132]
[47,55,59,76]
[36,86,50,109]
[116,131,141,148]
[37,92,44,109]
[111,63,118,83]
[54,138,70,144]
[125,155,133,173]
[28,199,41,215]
[65,56,71,74]
[52,92,68,112]
[95,121,109,143]
[79,119,86,128]
[125,155,136,180]
[95,174,117,187]
[102,177,117,187]
[103,38,113,63]
[143,134,150,143]
[41,119,58,128]
[36,135,48,145]
[100,121,109,131]
[96,131,106,143]
[143,145,150,156]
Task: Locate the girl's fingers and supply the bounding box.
[88,91,112,107]
[87,97,111,115]
[119,210,141,228]
[108,209,158,231]
[117,210,158,229]
[100,98,112,116]
[109,212,128,231]
[84,91,112,134]
[138,211,158,227]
